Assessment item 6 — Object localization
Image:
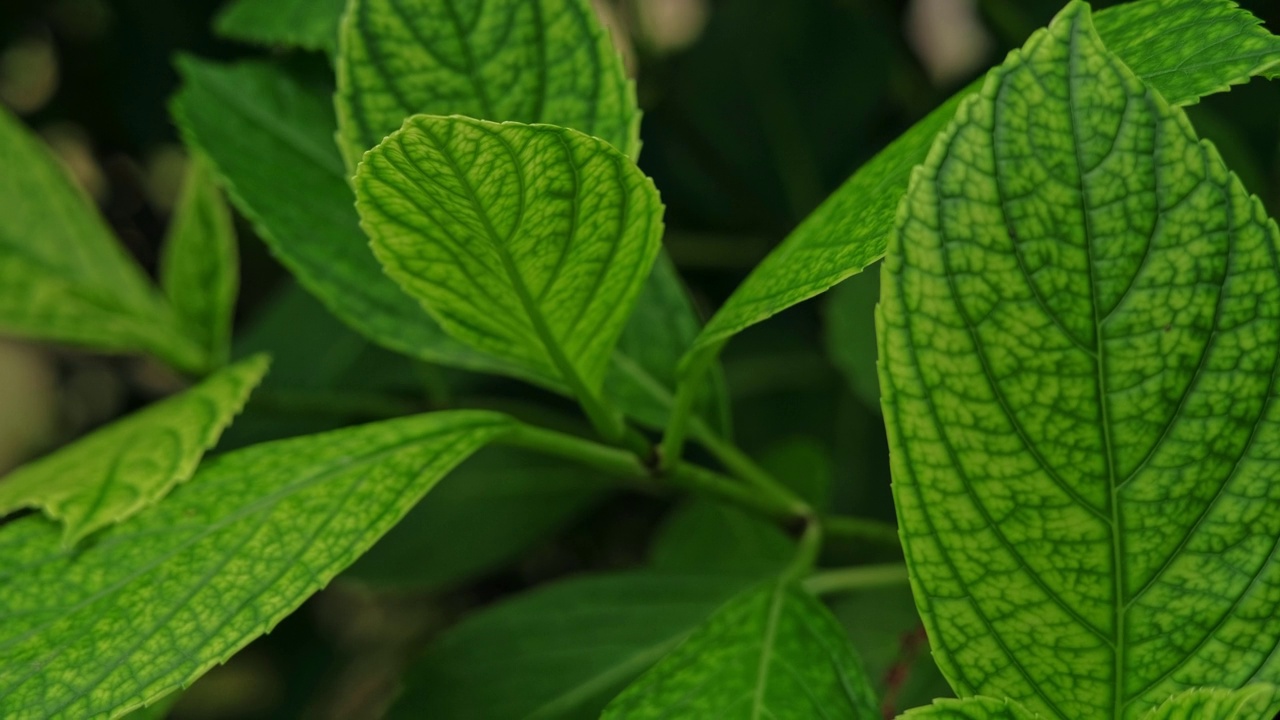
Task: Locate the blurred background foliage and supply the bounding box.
[2,0,1278,717]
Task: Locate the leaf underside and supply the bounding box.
[357,116,663,395]
[0,411,511,720]
[0,354,269,547]
[602,580,880,719]
[880,3,1280,718]
[695,0,1280,356]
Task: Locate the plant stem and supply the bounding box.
[803,564,910,596]
[692,422,811,516]
[821,514,901,546]
[659,344,722,469]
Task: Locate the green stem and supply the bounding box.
[821,514,902,546]
[659,343,724,469]
[693,422,811,516]
[803,564,910,596]
[783,520,824,584]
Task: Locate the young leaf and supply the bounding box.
[214,0,347,54]
[1143,685,1280,719]
[356,117,663,420]
[692,0,1280,358]
[0,410,512,719]
[879,3,1280,717]
[334,0,638,173]
[159,155,238,370]
[602,580,880,719]
[390,572,752,720]
[0,106,204,373]
[897,697,1039,719]
[0,354,269,547]
[173,58,727,433]
[343,447,609,589]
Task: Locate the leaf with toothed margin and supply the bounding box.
[602,579,880,719]
[879,3,1280,718]
[0,354,269,548]
[896,697,1040,719]
[356,116,663,401]
[214,0,347,54]
[0,410,513,720]
[1142,685,1280,719]
[693,0,1280,363]
[334,0,638,173]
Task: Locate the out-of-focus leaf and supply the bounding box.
[214,0,347,54]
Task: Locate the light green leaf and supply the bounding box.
[897,697,1040,719]
[602,580,880,719]
[692,0,1280,358]
[649,499,795,576]
[390,571,752,720]
[1142,685,1280,719]
[0,355,269,547]
[879,3,1280,718]
[214,0,347,54]
[0,105,204,373]
[173,58,726,433]
[356,116,663,404]
[0,410,512,720]
[334,0,637,174]
[343,446,609,589]
[160,155,238,370]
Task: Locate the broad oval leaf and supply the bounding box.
[356,116,663,397]
[334,0,638,172]
[897,697,1039,720]
[0,354,269,547]
[0,410,512,719]
[0,106,204,373]
[693,0,1280,359]
[390,571,753,720]
[159,155,239,370]
[879,3,1280,718]
[214,0,347,54]
[1143,685,1280,719]
[603,580,879,719]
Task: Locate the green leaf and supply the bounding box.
[159,155,238,370]
[173,58,726,433]
[0,354,269,547]
[356,116,663,412]
[897,697,1039,719]
[390,571,751,720]
[343,446,608,589]
[602,580,880,719]
[0,410,512,719]
[879,3,1280,718]
[214,0,347,54]
[826,265,883,412]
[649,499,795,576]
[0,105,203,373]
[334,0,638,174]
[1142,685,1280,719]
[692,0,1280,358]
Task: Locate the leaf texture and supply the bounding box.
[357,116,663,395]
[879,3,1280,718]
[1142,685,1280,719]
[602,580,880,719]
[390,572,752,720]
[693,0,1280,358]
[334,0,637,172]
[0,355,269,547]
[898,697,1040,720]
[0,106,203,372]
[159,155,239,370]
[0,410,512,719]
[214,0,347,53]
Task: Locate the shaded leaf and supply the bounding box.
[602,580,879,719]
[649,499,795,576]
[880,3,1280,717]
[214,0,347,54]
[0,354,269,547]
[0,410,512,719]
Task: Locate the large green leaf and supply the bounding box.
[692,0,1280,358]
[159,155,239,370]
[897,698,1039,719]
[390,572,752,720]
[356,116,663,406]
[214,0,347,54]
[0,106,204,373]
[334,0,637,173]
[173,58,726,433]
[1142,685,1280,719]
[879,3,1280,718]
[602,580,879,719]
[0,355,268,547]
[0,410,512,719]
